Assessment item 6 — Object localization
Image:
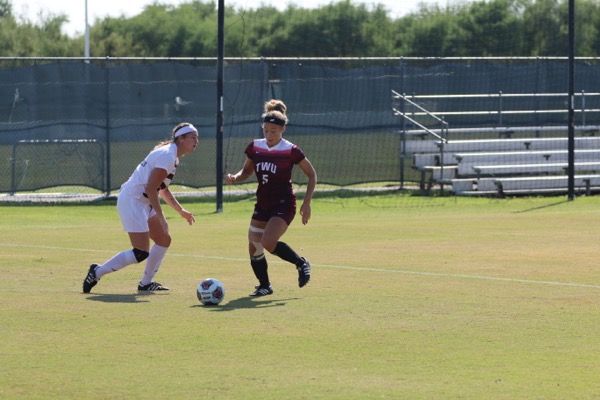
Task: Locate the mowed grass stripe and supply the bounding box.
[2,240,600,290]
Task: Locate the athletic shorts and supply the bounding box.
[117,193,156,233]
[252,201,296,225]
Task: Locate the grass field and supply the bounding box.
[2,193,600,399]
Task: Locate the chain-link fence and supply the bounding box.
[1,57,599,201]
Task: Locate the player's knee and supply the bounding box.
[161,235,172,247]
[153,234,171,248]
[262,238,277,254]
[133,248,149,263]
[250,241,264,257]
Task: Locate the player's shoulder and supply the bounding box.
[147,143,177,164]
[150,142,175,154]
[279,138,296,150]
[251,138,267,148]
[254,138,296,150]
[160,143,177,157]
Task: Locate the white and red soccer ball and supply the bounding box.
[196,278,225,305]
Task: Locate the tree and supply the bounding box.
[0,0,80,56]
[2,0,600,58]
[521,0,565,55]
[573,0,600,56]
[402,5,456,56]
[454,0,523,56]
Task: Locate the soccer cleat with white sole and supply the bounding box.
[82,264,99,293]
[138,281,170,291]
[297,257,311,288]
[250,285,273,297]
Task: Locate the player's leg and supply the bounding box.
[83,196,151,293]
[138,212,171,291]
[96,203,152,280]
[263,216,311,288]
[83,233,149,293]
[96,233,150,278]
[248,221,273,296]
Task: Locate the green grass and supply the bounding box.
[2,193,600,399]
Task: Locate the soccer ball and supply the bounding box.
[196,278,225,305]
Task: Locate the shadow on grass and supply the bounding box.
[514,200,570,213]
[85,293,151,303]
[191,296,300,311]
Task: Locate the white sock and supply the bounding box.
[95,250,137,279]
[139,244,169,285]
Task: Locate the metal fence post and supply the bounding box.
[104,57,112,197]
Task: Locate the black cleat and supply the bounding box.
[83,264,99,293]
[297,257,311,288]
[138,281,170,291]
[250,285,273,297]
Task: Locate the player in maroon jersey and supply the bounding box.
[226,99,317,296]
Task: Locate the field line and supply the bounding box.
[3,242,600,290]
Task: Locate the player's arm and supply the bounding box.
[159,187,195,225]
[226,157,255,184]
[298,158,317,225]
[145,167,169,224]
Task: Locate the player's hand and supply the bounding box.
[180,209,196,225]
[226,174,236,184]
[300,203,311,225]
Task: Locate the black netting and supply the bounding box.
[0,57,599,195]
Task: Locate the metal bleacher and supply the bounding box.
[392,90,600,196]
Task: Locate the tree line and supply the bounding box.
[1,0,599,58]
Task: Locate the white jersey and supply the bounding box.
[120,143,179,199]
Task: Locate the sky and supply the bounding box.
[10,0,452,37]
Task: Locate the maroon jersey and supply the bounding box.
[245,138,306,209]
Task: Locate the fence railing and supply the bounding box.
[394,91,600,137]
[392,90,449,189]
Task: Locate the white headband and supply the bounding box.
[174,124,198,138]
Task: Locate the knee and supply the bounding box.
[154,234,171,248]
[262,238,277,254]
[249,241,264,257]
[133,248,150,263]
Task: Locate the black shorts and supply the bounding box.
[252,201,296,225]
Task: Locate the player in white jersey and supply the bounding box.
[83,122,199,293]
